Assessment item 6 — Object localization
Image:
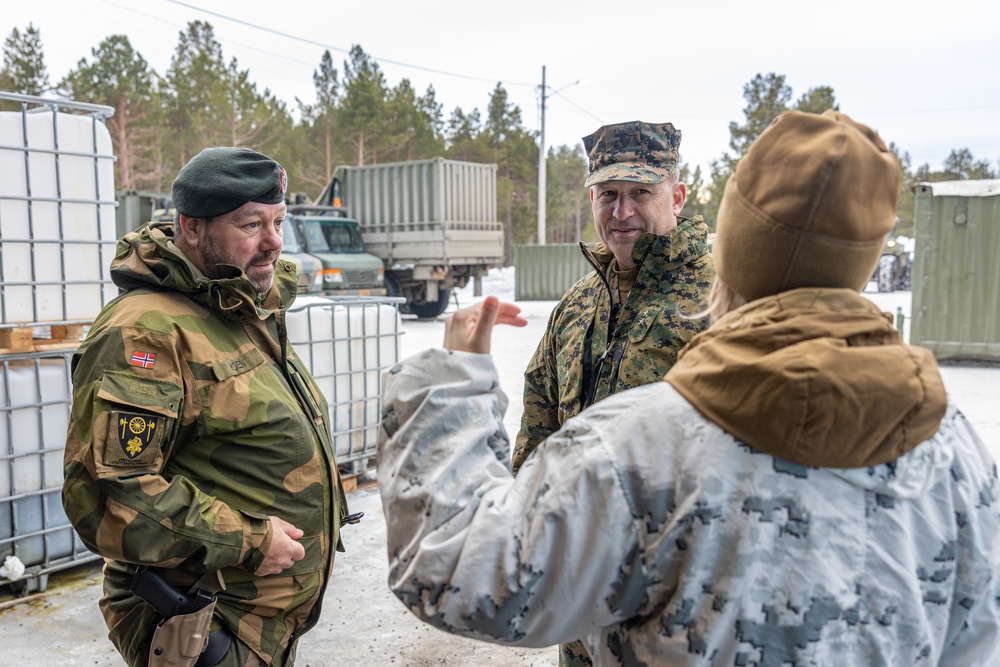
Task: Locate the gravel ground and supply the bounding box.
[0,478,555,666]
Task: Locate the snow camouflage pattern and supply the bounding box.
[62,222,347,666]
[378,349,1000,666]
[513,218,714,474]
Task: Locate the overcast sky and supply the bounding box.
[6,0,999,177]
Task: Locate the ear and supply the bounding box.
[177,215,205,251]
[671,182,688,216]
[589,186,595,205]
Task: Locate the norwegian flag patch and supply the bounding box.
[130,351,156,369]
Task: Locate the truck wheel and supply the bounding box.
[877,256,898,293]
[385,274,410,314]
[409,290,452,319]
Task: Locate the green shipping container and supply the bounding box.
[115,190,168,238]
[911,179,1000,361]
[514,243,594,301]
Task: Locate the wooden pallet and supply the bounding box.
[0,324,85,355]
[339,468,378,495]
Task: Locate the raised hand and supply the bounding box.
[442,295,527,354]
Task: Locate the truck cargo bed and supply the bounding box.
[332,158,504,266]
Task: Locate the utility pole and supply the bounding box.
[537,68,586,246]
[537,65,547,245]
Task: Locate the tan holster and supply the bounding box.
[148,597,217,667]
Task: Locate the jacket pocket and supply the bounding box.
[93,371,182,477]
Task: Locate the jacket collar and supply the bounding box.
[580,215,710,276]
[665,288,947,468]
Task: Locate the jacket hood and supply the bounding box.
[583,215,710,273]
[111,222,298,314]
[665,288,947,469]
[827,414,956,498]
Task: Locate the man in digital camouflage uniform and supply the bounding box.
[377,110,1000,666]
[62,147,350,667]
[512,121,714,666]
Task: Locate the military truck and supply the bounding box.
[288,205,387,297]
[874,237,912,292]
[314,157,505,318]
[279,216,324,295]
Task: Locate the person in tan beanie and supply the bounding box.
[375,110,1000,665]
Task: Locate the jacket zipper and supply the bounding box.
[579,241,652,407]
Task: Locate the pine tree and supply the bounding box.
[340,45,389,165]
[0,23,50,101]
[60,35,160,191]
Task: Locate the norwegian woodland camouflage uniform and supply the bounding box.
[62,222,347,666]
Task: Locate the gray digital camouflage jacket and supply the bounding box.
[62,222,346,666]
[512,216,713,473]
[378,291,1000,666]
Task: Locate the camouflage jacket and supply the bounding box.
[512,216,713,472]
[378,346,1000,666]
[62,222,345,667]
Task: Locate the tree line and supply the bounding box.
[2,22,996,260]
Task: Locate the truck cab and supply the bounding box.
[287,205,386,297]
[279,217,324,295]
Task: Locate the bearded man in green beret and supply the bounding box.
[63,147,352,667]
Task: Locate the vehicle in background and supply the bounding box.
[116,191,170,237]
[279,216,324,295]
[288,205,387,297]
[150,198,174,222]
[874,236,913,292]
[314,158,505,318]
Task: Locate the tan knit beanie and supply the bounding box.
[714,110,900,302]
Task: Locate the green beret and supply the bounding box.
[583,121,681,187]
[172,147,287,218]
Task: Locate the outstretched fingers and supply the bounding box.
[443,297,528,354]
[494,300,529,328]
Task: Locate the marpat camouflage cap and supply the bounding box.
[583,121,681,187]
[172,147,288,219]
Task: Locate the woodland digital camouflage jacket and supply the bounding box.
[378,341,1000,666]
[62,222,345,666]
[512,216,713,473]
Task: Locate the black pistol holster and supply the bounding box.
[130,566,231,667]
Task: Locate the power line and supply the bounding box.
[163,0,538,90]
[100,0,319,71]
[548,91,604,125]
[101,0,606,131]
